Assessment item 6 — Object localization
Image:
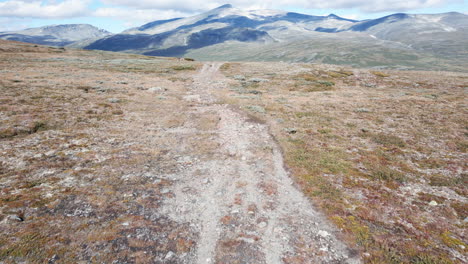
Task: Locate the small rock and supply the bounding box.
[148,87,167,92]
[248,78,268,83]
[9,215,24,222]
[429,200,438,206]
[319,247,328,252]
[464,217,468,223]
[317,230,330,238]
[160,188,170,194]
[363,252,371,257]
[363,83,376,88]
[165,251,175,260]
[247,90,262,95]
[202,178,209,184]
[122,222,129,226]
[258,222,267,228]
[108,98,121,103]
[285,128,297,134]
[233,75,246,81]
[355,108,371,113]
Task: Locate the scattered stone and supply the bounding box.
[117,81,128,84]
[165,251,175,260]
[108,98,121,103]
[122,222,129,226]
[137,86,148,90]
[8,215,24,222]
[248,78,269,83]
[285,128,297,134]
[361,128,369,133]
[363,252,371,258]
[160,188,170,194]
[233,75,246,81]
[429,200,438,206]
[148,87,167,92]
[355,108,371,113]
[247,90,262,95]
[258,222,268,228]
[96,87,109,93]
[317,230,330,238]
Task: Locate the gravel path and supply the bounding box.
[159,63,361,263]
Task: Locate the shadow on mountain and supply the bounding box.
[86,27,272,57]
[0,34,74,47]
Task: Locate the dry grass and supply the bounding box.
[219,62,468,263]
[1,39,466,263]
[0,40,201,263]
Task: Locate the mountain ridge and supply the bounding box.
[0,24,111,47]
[1,5,467,70]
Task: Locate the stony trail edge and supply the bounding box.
[159,63,361,263]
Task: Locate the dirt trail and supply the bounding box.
[158,63,361,263]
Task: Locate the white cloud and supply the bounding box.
[99,0,462,13]
[0,0,462,20]
[0,0,90,18]
[93,7,193,27]
[0,18,32,31]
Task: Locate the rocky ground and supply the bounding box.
[0,40,466,263]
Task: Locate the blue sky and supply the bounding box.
[0,0,466,33]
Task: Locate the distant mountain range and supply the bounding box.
[1,4,467,70]
[0,24,111,46]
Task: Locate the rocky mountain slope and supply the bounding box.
[0,24,111,46]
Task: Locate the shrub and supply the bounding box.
[371,71,390,77]
[171,65,195,71]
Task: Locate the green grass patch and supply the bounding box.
[370,133,406,148]
[171,65,196,71]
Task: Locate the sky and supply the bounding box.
[0,0,466,33]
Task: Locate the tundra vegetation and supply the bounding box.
[0,40,466,263]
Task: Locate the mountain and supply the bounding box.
[0,24,111,46]
[2,5,467,71]
[79,5,468,70]
[82,4,358,57]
